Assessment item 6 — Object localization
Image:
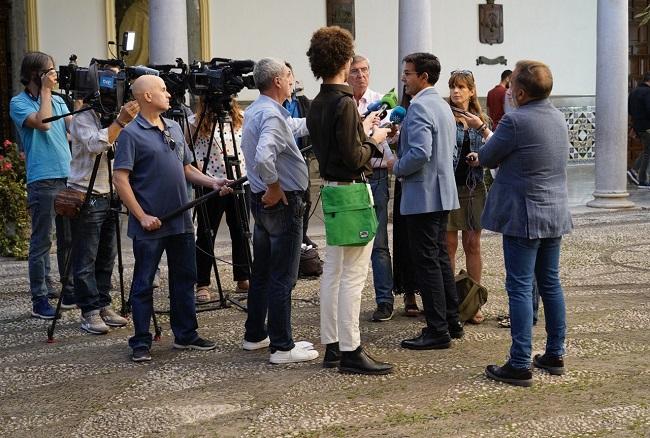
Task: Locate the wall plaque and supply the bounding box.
[479,1,503,45]
[327,0,355,37]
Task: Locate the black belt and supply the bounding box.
[252,190,304,198]
[89,193,111,199]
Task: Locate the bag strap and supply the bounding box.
[78,154,103,212]
[320,93,348,180]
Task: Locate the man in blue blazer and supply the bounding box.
[465,60,573,386]
[388,52,462,350]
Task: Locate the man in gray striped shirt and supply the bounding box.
[68,93,138,335]
[239,58,318,364]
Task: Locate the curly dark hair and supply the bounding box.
[306,26,354,80]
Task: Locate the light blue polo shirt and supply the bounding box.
[113,114,194,240]
[9,91,71,184]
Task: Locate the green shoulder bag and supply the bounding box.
[321,182,378,247]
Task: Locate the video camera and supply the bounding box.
[57,55,158,127]
[188,58,256,103]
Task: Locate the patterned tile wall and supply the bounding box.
[560,106,596,161]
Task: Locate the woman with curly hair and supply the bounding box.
[306,26,393,375]
[446,70,489,324]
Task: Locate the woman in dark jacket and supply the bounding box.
[306,26,392,375]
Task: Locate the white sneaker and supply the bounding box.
[242,336,270,351]
[269,344,319,364]
[295,341,314,350]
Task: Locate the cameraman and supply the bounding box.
[9,52,74,320]
[67,65,139,334]
[113,75,231,362]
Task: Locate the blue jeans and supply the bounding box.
[128,233,199,351]
[369,169,394,305]
[26,178,74,303]
[502,235,567,369]
[244,191,304,352]
[70,197,116,314]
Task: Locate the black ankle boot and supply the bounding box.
[339,346,393,375]
[323,342,341,368]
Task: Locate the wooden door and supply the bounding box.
[629,0,650,167]
[0,0,11,142]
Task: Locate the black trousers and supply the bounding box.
[195,189,250,286]
[405,211,459,335]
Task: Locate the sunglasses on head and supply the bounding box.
[451,69,473,76]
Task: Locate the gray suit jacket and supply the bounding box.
[479,98,573,238]
[394,87,459,215]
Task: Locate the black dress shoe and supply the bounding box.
[448,321,464,339]
[339,346,393,375]
[401,329,451,350]
[485,362,533,387]
[533,353,565,375]
[323,342,341,368]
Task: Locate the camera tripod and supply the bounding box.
[46,138,163,342]
[155,99,249,314]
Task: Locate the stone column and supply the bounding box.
[588,0,634,208]
[398,0,432,92]
[149,0,188,65]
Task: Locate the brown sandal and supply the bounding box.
[403,293,420,317]
[235,280,249,294]
[196,286,212,304]
[467,310,485,325]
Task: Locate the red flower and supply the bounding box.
[19,152,25,160]
[3,162,12,171]
[3,140,11,148]
[0,155,4,161]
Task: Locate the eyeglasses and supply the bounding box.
[40,67,56,75]
[350,67,369,76]
[162,129,176,151]
[451,69,473,77]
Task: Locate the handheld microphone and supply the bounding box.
[379,106,406,128]
[361,100,382,119]
[361,88,398,119]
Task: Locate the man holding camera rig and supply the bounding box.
[67,63,139,335]
[113,74,232,362]
[9,52,74,320]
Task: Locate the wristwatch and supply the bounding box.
[115,119,127,128]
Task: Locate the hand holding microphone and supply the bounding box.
[361,88,398,120]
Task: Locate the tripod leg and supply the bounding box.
[113,209,130,317]
[152,310,161,341]
[47,241,73,343]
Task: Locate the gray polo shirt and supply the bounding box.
[114,114,193,240]
[240,94,309,194]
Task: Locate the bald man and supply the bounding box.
[113,75,231,362]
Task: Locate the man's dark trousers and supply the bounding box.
[71,197,116,314]
[405,211,459,335]
[128,233,199,351]
[244,191,304,352]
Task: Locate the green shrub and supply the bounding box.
[0,139,29,258]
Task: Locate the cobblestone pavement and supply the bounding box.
[0,209,649,438]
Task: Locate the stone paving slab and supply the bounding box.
[0,209,649,437]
